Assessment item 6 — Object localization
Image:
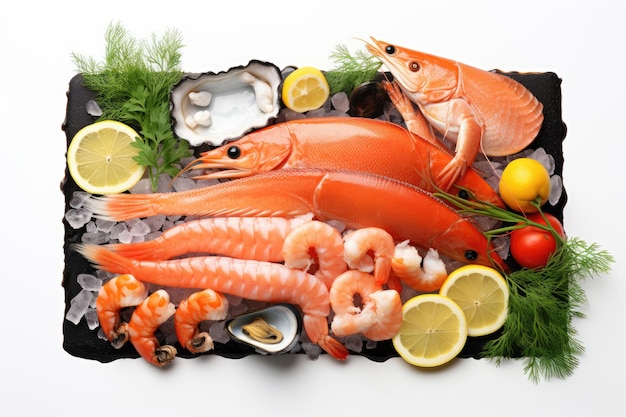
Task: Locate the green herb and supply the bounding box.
[325,44,382,95]
[434,190,614,383]
[71,22,190,191]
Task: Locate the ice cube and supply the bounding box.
[65,208,93,229]
[66,289,93,324]
[69,191,92,209]
[84,308,100,330]
[77,273,102,291]
[331,92,350,113]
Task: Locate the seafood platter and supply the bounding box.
[61,24,612,381]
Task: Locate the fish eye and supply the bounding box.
[227,146,241,159]
[385,45,396,55]
[410,62,420,72]
[464,250,478,261]
[457,189,470,200]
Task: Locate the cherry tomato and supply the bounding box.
[509,213,565,269]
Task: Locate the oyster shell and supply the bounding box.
[226,304,302,354]
[171,60,282,146]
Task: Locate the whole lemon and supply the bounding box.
[498,157,551,213]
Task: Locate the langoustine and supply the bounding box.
[365,37,544,190]
[76,244,350,360]
[178,116,503,206]
[84,168,507,270]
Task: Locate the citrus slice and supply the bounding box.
[392,294,467,367]
[281,66,330,112]
[67,120,145,194]
[439,264,509,337]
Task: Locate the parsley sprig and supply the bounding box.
[71,22,190,191]
[434,189,614,383]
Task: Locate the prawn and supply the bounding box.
[342,227,395,286]
[107,214,313,262]
[127,289,177,367]
[329,270,382,337]
[282,220,347,289]
[360,289,402,341]
[95,274,147,349]
[76,244,349,360]
[174,289,229,354]
[391,241,448,292]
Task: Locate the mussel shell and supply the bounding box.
[226,303,302,354]
[348,80,387,118]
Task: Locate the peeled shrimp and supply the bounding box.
[127,289,177,367]
[329,270,382,337]
[360,289,402,341]
[342,227,395,285]
[174,289,229,354]
[95,274,148,348]
[77,244,349,360]
[391,241,448,292]
[107,214,314,262]
[282,220,347,289]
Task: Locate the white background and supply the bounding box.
[1,1,624,415]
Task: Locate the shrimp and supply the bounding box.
[127,289,177,367]
[95,274,148,349]
[329,270,382,337]
[107,214,314,262]
[282,220,347,289]
[174,289,229,354]
[361,290,402,341]
[342,227,395,285]
[76,244,349,360]
[391,241,448,292]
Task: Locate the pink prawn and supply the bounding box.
[127,289,178,367]
[174,289,229,354]
[282,220,347,289]
[95,274,148,348]
[342,227,395,285]
[391,241,448,292]
[107,214,313,262]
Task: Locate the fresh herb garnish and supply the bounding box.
[71,22,190,191]
[434,190,614,383]
[325,44,382,95]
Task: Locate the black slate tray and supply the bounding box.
[61,70,567,363]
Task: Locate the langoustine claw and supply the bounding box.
[174,289,229,354]
[95,274,147,349]
[128,290,177,367]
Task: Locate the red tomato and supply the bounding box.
[509,213,565,269]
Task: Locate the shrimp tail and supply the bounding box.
[303,315,349,360]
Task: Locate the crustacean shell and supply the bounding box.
[226,304,302,354]
[170,60,282,146]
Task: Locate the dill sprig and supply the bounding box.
[71,22,190,191]
[434,189,614,383]
[325,44,382,95]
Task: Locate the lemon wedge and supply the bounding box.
[67,120,145,194]
[439,264,509,337]
[281,66,330,112]
[392,294,467,367]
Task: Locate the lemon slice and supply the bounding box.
[392,294,467,367]
[67,120,145,194]
[439,264,509,337]
[281,66,330,112]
